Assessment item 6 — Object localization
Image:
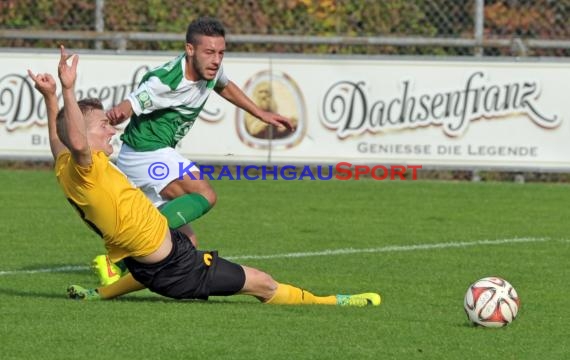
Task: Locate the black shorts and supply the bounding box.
[123,230,246,300]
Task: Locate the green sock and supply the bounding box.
[159,193,212,228]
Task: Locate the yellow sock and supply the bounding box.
[266,283,337,305]
[97,273,145,299]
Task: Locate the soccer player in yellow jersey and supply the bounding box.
[27,45,380,307]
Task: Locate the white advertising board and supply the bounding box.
[1,51,568,170]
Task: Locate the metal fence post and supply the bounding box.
[95,0,105,50]
[474,0,484,57]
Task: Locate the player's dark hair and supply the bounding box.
[186,16,226,45]
[56,98,105,142]
[56,98,104,124]
[78,98,104,113]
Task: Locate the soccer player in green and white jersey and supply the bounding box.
[94,17,295,287]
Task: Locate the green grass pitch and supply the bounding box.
[1,168,568,359]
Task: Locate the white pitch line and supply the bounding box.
[0,265,88,276]
[225,236,553,260]
[0,237,558,276]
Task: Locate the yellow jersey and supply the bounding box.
[55,151,168,263]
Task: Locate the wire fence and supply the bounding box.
[0,0,569,56]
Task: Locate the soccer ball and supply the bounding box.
[464,276,520,327]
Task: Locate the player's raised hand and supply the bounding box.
[57,45,78,90]
[106,105,128,125]
[106,100,133,125]
[27,70,57,96]
[258,110,296,132]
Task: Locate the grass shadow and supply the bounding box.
[0,286,261,305]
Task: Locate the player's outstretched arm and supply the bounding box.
[57,45,91,167]
[27,70,67,159]
[217,81,296,131]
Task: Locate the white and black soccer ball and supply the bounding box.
[464,276,520,328]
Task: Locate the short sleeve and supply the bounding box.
[128,77,171,115]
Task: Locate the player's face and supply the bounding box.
[86,109,117,156]
[185,35,226,81]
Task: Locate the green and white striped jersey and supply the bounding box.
[121,53,229,151]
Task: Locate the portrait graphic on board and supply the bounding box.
[236,70,306,149]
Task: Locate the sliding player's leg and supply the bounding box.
[210,259,381,307]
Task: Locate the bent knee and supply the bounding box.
[161,177,217,206]
[203,188,217,207]
[257,270,277,291]
[244,266,278,293]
